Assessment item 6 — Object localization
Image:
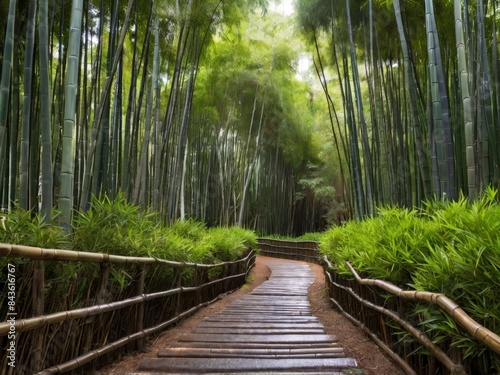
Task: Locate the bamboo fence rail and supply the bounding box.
[0,243,256,374]
[0,243,235,267]
[343,262,500,355]
[323,256,500,375]
[256,238,500,374]
[257,238,320,263]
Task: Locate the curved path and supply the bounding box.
[138,259,360,374]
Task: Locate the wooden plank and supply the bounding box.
[196,322,325,329]
[203,316,320,323]
[158,347,345,358]
[138,258,360,374]
[178,333,338,344]
[166,341,340,350]
[191,328,325,335]
[139,357,358,372]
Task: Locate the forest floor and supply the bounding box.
[99,256,404,375]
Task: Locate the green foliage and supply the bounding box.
[207,226,257,262]
[2,194,257,265]
[296,232,324,241]
[321,205,440,283]
[0,209,70,249]
[267,232,324,241]
[72,193,156,256]
[169,219,207,242]
[320,188,500,359]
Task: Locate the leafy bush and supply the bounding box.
[296,232,324,241]
[0,193,255,267]
[169,219,207,242]
[320,188,500,360]
[207,226,256,262]
[72,193,157,256]
[0,209,70,249]
[321,205,442,283]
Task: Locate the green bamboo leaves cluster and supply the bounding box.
[297,0,500,217]
[0,194,257,262]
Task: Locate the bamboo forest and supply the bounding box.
[1,0,500,374]
[0,0,499,233]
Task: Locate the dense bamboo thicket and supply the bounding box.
[0,0,332,236]
[320,189,500,373]
[297,0,500,218]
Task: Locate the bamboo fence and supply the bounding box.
[257,238,320,263]
[0,243,256,374]
[256,238,500,374]
[323,256,500,375]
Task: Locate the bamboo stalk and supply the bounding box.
[344,261,500,355]
[173,269,183,316]
[135,264,146,351]
[82,263,110,354]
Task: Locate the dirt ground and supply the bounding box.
[100,256,404,374]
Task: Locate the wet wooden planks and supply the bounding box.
[139,259,359,374]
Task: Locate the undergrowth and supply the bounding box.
[320,187,500,367]
[1,193,257,264]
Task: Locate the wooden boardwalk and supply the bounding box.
[138,259,360,374]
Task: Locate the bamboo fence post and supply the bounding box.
[82,262,110,353]
[194,268,205,306]
[0,246,255,373]
[173,268,183,316]
[32,260,45,372]
[135,264,146,351]
[223,263,230,292]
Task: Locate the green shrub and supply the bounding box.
[207,227,247,262]
[320,188,500,360]
[264,232,323,241]
[321,205,442,284]
[0,209,70,249]
[225,226,258,249]
[2,194,257,266]
[296,232,324,241]
[169,219,207,242]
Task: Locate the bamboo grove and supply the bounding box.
[0,0,330,235]
[297,0,500,218]
[2,0,499,233]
